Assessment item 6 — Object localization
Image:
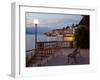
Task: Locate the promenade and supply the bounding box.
[46,48,89,66]
[26,48,89,67]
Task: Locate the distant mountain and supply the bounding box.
[26,27,52,34]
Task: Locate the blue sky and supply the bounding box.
[26,12,83,29]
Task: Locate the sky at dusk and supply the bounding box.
[26,12,83,29]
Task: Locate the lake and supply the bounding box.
[26,34,47,50]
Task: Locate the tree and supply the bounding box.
[74,26,89,49]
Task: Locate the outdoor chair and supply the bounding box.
[67,48,81,64]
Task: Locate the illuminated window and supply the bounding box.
[64,37,74,41]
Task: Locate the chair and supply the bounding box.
[67,48,81,64]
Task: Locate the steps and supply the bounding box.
[26,49,56,67]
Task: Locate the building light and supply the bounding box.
[64,37,74,42]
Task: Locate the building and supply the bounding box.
[44,27,75,42]
[63,28,74,42]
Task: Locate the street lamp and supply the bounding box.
[33,19,39,53]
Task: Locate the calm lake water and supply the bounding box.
[26,34,47,50]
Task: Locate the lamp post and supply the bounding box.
[33,19,39,53]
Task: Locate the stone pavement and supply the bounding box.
[44,48,89,66]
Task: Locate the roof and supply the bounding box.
[79,15,90,27]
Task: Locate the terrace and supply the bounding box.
[26,41,89,67]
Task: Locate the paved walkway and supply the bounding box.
[44,48,89,66]
[27,48,89,67]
